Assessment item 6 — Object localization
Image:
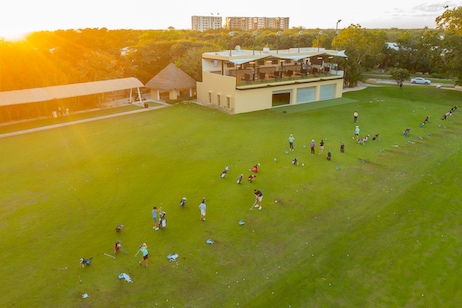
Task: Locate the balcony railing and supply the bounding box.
[235,73,340,86]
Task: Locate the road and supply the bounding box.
[366,78,454,87]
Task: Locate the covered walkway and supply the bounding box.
[0,78,145,123]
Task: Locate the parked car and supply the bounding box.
[410,77,431,85]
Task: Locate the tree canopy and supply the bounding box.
[2,18,462,91]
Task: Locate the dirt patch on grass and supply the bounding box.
[387,149,408,155]
[357,158,382,166]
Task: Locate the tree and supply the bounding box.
[336,25,387,87]
[389,68,410,84]
[436,6,462,85]
[175,45,221,81]
[436,6,462,34]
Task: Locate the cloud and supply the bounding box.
[413,2,457,12]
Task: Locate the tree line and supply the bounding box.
[0,6,461,93]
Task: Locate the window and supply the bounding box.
[271,59,278,64]
[227,97,231,109]
[217,95,221,107]
[227,62,234,68]
[285,59,291,64]
[209,92,212,104]
[258,60,265,65]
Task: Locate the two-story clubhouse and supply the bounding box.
[196,47,347,114]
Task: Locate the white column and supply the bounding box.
[129,88,133,103]
[190,88,192,97]
[157,90,160,100]
[137,87,142,102]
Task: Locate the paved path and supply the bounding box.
[366,78,454,87]
[0,103,170,139]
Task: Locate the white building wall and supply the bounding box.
[192,16,222,32]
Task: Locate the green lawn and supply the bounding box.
[0,103,162,135]
[1,87,461,307]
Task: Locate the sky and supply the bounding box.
[1,0,459,41]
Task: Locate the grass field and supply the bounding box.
[1,86,461,307]
[0,102,162,135]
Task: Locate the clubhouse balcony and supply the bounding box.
[197,47,347,114]
[201,47,346,89]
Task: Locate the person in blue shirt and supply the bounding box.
[199,201,206,221]
[288,134,295,151]
[139,243,149,268]
[152,206,161,230]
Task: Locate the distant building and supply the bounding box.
[192,16,222,32]
[226,17,289,31]
[386,42,399,51]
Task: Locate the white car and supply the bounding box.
[410,77,431,85]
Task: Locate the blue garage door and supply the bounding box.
[320,84,335,100]
[296,87,316,104]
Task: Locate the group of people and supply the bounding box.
[288,134,332,161]
[353,111,379,145]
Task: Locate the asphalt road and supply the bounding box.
[367,78,454,87]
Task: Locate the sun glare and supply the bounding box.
[1,30,29,42]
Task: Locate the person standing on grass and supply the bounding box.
[139,243,149,268]
[288,134,295,151]
[199,200,206,221]
[153,206,161,230]
[310,140,316,155]
[340,141,345,153]
[319,139,324,155]
[354,111,358,123]
[354,126,360,140]
[254,189,263,210]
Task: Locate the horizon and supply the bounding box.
[1,0,458,42]
[0,25,442,43]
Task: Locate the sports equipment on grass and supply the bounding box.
[159,211,167,229]
[250,200,257,211]
[103,253,115,259]
[78,274,82,283]
[119,245,128,255]
[80,257,92,268]
[52,267,67,270]
[180,197,187,207]
[237,174,243,184]
[135,248,141,258]
[220,166,229,178]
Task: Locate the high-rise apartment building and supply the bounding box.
[226,17,289,31]
[191,16,222,32]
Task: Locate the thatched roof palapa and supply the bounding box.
[145,64,196,92]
